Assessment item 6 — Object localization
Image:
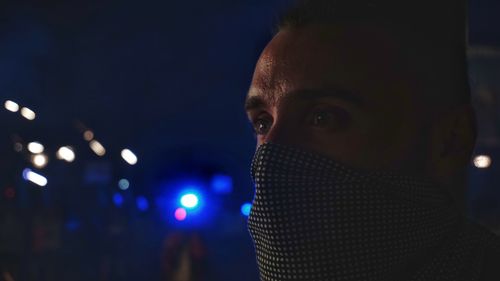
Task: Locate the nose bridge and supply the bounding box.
[264,121,285,144]
[264,113,301,146]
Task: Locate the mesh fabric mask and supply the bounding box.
[247,142,466,281]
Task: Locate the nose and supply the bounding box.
[262,117,304,147]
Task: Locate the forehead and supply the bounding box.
[248,24,416,109]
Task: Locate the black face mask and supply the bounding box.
[248,142,461,281]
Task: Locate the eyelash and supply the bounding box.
[250,106,349,136]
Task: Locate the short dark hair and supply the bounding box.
[278,0,471,107]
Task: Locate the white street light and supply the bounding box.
[121,149,137,165]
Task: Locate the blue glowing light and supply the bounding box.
[136,196,149,211]
[180,193,199,209]
[241,203,252,216]
[211,174,233,194]
[113,193,124,207]
[155,179,212,225]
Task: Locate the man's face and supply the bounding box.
[245,24,430,175]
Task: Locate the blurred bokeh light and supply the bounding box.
[0,0,499,280]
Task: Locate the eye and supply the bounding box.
[309,107,350,130]
[311,111,333,127]
[253,116,273,135]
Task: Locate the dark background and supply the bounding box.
[0,0,499,280]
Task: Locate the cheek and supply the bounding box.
[305,117,425,172]
[307,130,375,169]
[356,118,427,172]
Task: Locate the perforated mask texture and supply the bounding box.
[248,143,491,281]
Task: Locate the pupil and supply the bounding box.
[258,121,267,132]
[316,113,325,123]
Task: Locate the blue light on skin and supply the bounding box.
[113,193,124,207]
[241,203,252,216]
[136,196,149,211]
[211,174,233,194]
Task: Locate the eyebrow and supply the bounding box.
[244,96,267,111]
[244,88,364,112]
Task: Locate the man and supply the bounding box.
[244,0,500,280]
